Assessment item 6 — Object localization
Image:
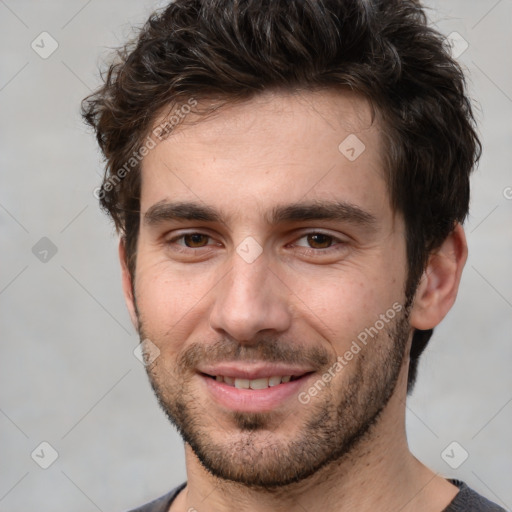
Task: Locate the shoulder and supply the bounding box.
[444,480,507,512]
[127,482,187,512]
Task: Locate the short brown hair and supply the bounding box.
[82,0,481,392]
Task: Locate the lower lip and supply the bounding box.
[200,373,314,413]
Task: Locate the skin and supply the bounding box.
[120,89,467,512]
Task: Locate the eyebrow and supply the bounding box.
[144,201,222,225]
[143,199,377,229]
[268,201,377,227]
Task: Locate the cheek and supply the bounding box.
[289,263,404,352]
[298,279,376,341]
[133,258,214,350]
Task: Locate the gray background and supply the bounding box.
[1,1,511,511]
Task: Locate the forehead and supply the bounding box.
[140,89,390,223]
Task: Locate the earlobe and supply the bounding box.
[409,224,468,330]
[119,238,139,332]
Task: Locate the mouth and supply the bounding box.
[198,371,316,412]
[201,373,311,390]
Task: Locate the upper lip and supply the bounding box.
[197,363,316,380]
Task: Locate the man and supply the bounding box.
[82,0,504,510]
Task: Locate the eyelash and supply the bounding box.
[165,231,347,256]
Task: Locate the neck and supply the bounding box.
[172,369,458,512]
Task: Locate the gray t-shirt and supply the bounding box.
[128,480,507,512]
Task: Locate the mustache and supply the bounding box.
[177,337,332,372]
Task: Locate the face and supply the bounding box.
[128,90,413,487]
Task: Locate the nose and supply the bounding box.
[208,250,292,343]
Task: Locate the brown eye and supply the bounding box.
[183,233,210,247]
[306,233,333,249]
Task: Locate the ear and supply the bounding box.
[119,238,139,332]
[409,223,468,330]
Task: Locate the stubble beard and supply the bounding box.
[140,304,411,489]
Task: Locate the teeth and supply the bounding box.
[268,376,282,387]
[234,378,250,389]
[214,375,295,389]
[249,378,269,390]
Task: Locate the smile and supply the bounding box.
[203,374,304,389]
[200,371,315,412]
